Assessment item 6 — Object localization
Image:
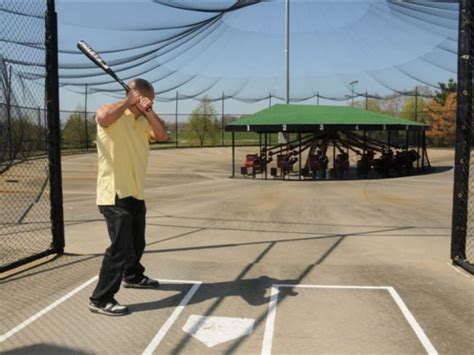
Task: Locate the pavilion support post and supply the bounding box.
[421,130,426,171]
[387,130,391,150]
[417,130,421,172]
[363,130,367,154]
[406,129,410,151]
[298,133,302,181]
[280,142,284,180]
[264,132,268,180]
[231,131,235,178]
[259,133,262,155]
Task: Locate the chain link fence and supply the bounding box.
[0,0,58,272]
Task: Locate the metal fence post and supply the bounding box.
[84,83,89,150]
[45,0,65,253]
[221,92,225,146]
[451,0,473,271]
[175,91,179,148]
[6,65,13,160]
[231,131,235,178]
[37,107,42,151]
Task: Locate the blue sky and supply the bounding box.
[53,0,458,116]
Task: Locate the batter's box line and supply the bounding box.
[0,275,203,353]
[262,284,438,355]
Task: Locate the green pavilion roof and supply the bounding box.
[225,104,429,132]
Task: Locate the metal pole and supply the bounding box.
[414,86,418,122]
[406,129,410,151]
[221,92,225,146]
[6,65,13,160]
[44,108,48,152]
[298,133,302,180]
[264,132,268,180]
[317,91,319,106]
[416,130,421,171]
[285,0,290,104]
[37,107,42,151]
[363,130,367,154]
[421,131,426,170]
[175,91,178,148]
[365,90,368,110]
[84,83,88,150]
[269,92,272,107]
[46,0,65,253]
[231,131,235,178]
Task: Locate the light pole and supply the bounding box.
[349,80,359,106]
[285,0,290,104]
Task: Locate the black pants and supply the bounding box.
[90,196,146,304]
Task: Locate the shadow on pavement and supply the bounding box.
[3,343,92,355]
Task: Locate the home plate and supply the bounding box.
[182,315,255,347]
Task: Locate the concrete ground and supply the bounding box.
[1,147,473,354]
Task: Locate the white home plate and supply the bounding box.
[182,315,255,347]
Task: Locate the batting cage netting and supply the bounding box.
[1,0,63,272]
[451,0,473,274]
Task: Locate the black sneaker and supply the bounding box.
[123,276,160,289]
[88,300,129,316]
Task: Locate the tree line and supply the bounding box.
[60,79,459,149]
[354,79,457,147]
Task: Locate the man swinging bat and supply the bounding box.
[88,79,168,316]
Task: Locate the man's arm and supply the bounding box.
[137,97,168,142]
[144,110,168,142]
[96,91,139,127]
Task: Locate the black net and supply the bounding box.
[0,1,53,270]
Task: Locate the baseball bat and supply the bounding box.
[77,40,152,112]
[77,40,130,92]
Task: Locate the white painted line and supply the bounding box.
[387,287,438,355]
[261,286,279,355]
[158,278,203,284]
[0,275,98,343]
[274,284,390,290]
[142,282,201,355]
[261,284,438,355]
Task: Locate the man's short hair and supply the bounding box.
[129,78,155,96]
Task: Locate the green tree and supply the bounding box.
[400,96,427,122]
[183,96,220,146]
[434,78,456,106]
[354,98,383,113]
[62,105,96,149]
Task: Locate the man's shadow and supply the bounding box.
[128,276,298,313]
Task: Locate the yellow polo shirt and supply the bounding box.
[96,109,151,205]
